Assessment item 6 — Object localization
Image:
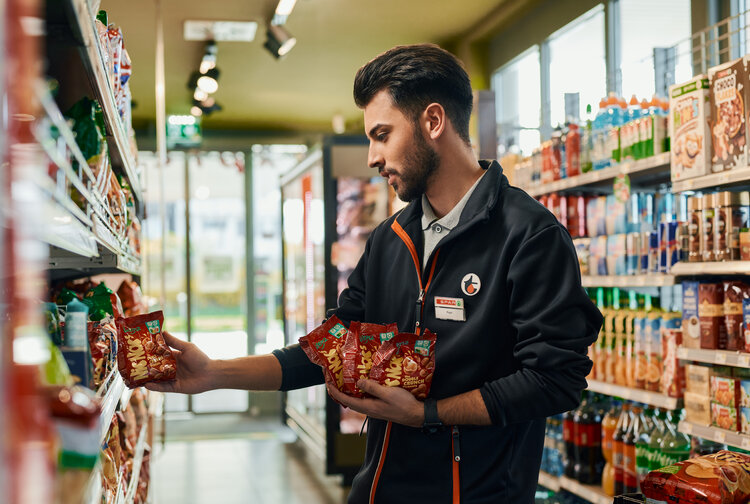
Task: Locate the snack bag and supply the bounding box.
[298,316,348,391]
[369,329,436,400]
[115,311,177,388]
[84,283,124,319]
[641,450,750,504]
[341,321,397,397]
[88,321,111,388]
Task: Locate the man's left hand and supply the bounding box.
[326,379,424,428]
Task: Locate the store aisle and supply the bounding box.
[152,416,349,504]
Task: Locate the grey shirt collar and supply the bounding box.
[421,170,486,232]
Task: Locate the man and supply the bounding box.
[148,44,602,503]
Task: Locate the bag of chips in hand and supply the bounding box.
[116,311,177,388]
[341,322,397,397]
[369,329,436,400]
[298,316,348,391]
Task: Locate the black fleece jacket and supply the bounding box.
[273,160,602,503]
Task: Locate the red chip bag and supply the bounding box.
[641,450,750,504]
[369,329,436,400]
[341,321,397,397]
[298,316,348,391]
[115,311,177,388]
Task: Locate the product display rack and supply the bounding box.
[679,421,750,451]
[581,275,676,288]
[526,153,670,197]
[677,347,750,368]
[670,261,750,276]
[586,380,682,410]
[538,470,561,492]
[538,471,612,504]
[671,167,750,193]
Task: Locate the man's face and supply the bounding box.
[364,90,440,202]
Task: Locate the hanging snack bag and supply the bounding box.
[641,450,750,504]
[369,330,436,400]
[115,311,177,388]
[298,316,348,391]
[341,321,397,397]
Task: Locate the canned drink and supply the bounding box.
[676,222,689,263]
[649,231,660,273]
[640,230,651,272]
[626,232,641,275]
[659,222,678,273]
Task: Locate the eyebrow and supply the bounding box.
[367,123,389,139]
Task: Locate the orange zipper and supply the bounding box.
[368,421,392,504]
[451,425,461,503]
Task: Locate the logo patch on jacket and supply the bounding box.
[461,273,481,296]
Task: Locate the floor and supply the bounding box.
[151,414,350,504]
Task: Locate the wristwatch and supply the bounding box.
[422,397,443,434]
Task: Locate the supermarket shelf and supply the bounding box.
[587,380,682,410]
[49,244,141,277]
[121,422,148,504]
[581,274,676,287]
[672,166,750,193]
[679,421,750,451]
[96,369,126,445]
[558,476,612,504]
[66,0,142,203]
[670,261,750,276]
[538,471,561,492]
[677,346,750,368]
[526,153,670,197]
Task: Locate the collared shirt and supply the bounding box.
[421,170,486,269]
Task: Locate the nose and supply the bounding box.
[368,142,384,170]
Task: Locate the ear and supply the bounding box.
[421,102,446,141]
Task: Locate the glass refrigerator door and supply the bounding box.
[281,159,328,453]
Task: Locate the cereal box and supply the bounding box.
[670,76,712,181]
[741,380,750,408]
[710,375,739,408]
[682,281,701,349]
[742,408,750,434]
[685,391,711,425]
[686,364,711,396]
[712,402,740,432]
[709,58,747,172]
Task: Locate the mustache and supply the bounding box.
[379,168,397,177]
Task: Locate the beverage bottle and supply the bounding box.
[601,399,620,496]
[581,104,594,173]
[65,297,89,348]
[624,292,638,388]
[574,392,603,484]
[612,402,632,495]
[647,409,668,471]
[562,407,576,478]
[660,410,691,467]
[635,406,655,489]
[566,122,581,178]
[623,403,641,494]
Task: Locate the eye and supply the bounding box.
[377,133,387,142]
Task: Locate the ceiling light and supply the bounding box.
[275,0,297,16]
[196,68,220,94]
[194,88,208,101]
[264,24,296,59]
[190,106,203,116]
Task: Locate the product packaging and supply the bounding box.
[711,402,741,431]
[724,281,750,350]
[682,281,701,349]
[710,375,740,408]
[740,380,750,408]
[369,330,436,400]
[115,311,177,388]
[606,234,627,276]
[686,364,711,396]
[670,75,712,181]
[698,283,726,349]
[684,391,711,425]
[299,316,348,391]
[744,298,750,353]
[661,328,684,398]
[709,58,747,172]
[341,321,397,397]
[741,229,750,260]
[659,221,678,273]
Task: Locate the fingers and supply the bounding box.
[162,332,190,351]
[144,380,176,393]
[356,379,386,398]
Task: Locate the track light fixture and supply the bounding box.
[187,41,222,116]
[264,23,296,59]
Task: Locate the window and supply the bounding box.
[548,5,607,127]
[620,0,692,99]
[491,46,541,156]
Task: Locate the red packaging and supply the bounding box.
[369,329,436,400]
[661,328,685,398]
[699,283,726,349]
[115,311,177,388]
[566,123,581,177]
[88,321,111,389]
[298,316,348,391]
[724,281,750,351]
[641,450,750,504]
[341,321,398,397]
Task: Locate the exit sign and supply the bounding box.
[167,115,202,148]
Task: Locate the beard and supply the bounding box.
[391,127,440,202]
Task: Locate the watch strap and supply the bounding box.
[422,397,443,433]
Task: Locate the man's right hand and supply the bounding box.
[144,332,216,394]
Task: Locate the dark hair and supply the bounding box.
[353,44,473,143]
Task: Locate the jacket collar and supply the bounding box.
[394,160,506,230]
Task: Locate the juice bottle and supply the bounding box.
[646,298,663,392]
[601,400,620,496]
[624,291,638,388]
[623,403,641,494]
[581,104,594,173]
[566,122,581,177]
[613,402,632,495]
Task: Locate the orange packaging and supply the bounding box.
[341,321,397,397]
[369,330,436,400]
[298,316,348,391]
[661,328,685,398]
[115,311,177,388]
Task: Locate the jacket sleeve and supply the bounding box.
[479,224,602,426]
[272,229,372,391]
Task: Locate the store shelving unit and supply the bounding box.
[526,153,670,197]
[581,275,676,287]
[671,167,750,193]
[587,380,682,410]
[679,421,750,451]
[677,347,750,368]
[558,476,612,504]
[670,261,750,276]
[538,471,562,492]
[96,369,127,444]
[120,423,148,504]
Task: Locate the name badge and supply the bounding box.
[434,296,465,322]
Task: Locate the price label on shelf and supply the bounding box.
[715,431,727,444]
[716,353,727,364]
[719,173,731,184]
[742,437,750,450]
[739,356,750,368]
